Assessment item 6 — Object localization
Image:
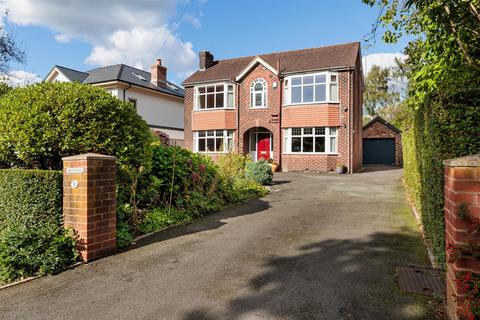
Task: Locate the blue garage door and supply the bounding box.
[363,139,395,165]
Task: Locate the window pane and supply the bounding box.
[207,130,215,136]
[330,74,337,82]
[315,136,325,152]
[215,93,224,108]
[216,85,224,92]
[330,137,337,153]
[216,130,223,136]
[292,86,302,103]
[314,83,326,102]
[315,75,326,83]
[303,85,314,102]
[227,130,233,137]
[227,138,233,151]
[198,95,205,109]
[250,134,256,151]
[198,87,205,94]
[254,83,263,91]
[303,137,313,152]
[292,137,301,152]
[198,139,205,151]
[227,85,234,92]
[207,86,214,93]
[198,131,205,137]
[292,128,302,136]
[329,127,337,136]
[255,93,263,106]
[227,92,234,108]
[207,138,215,152]
[291,77,301,86]
[303,76,314,84]
[216,137,224,152]
[303,128,313,135]
[207,94,214,108]
[315,127,325,135]
[330,83,338,101]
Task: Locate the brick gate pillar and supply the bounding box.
[62,153,117,262]
[444,154,480,320]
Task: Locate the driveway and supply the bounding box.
[0,168,435,320]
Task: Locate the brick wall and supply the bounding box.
[63,153,116,262]
[443,155,480,320]
[362,120,402,166]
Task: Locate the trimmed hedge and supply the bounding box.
[0,169,63,233]
[403,89,480,266]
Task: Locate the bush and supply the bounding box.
[246,159,273,185]
[403,89,480,266]
[138,207,192,234]
[0,82,152,173]
[0,225,78,284]
[0,169,63,232]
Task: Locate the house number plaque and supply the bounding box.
[66,167,84,174]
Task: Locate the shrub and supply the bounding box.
[0,226,78,284]
[403,90,480,266]
[0,82,152,173]
[138,207,192,234]
[246,159,273,185]
[0,169,63,232]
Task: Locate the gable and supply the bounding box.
[235,56,278,81]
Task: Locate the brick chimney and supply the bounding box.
[150,58,167,88]
[199,51,214,71]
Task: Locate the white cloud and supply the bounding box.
[0,70,41,87]
[362,52,407,74]
[0,0,201,81]
[183,13,202,29]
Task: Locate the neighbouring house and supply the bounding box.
[45,59,185,145]
[362,116,402,166]
[182,42,364,173]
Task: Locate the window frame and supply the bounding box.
[250,78,267,109]
[194,83,235,111]
[193,129,234,153]
[128,98,137,110]
[283,127,338,154]
[283,71,339,106]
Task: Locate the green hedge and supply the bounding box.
[403,89,480,266]
[0,169,63,233]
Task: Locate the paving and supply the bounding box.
[0,167,435,320]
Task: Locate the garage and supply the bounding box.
[362,116,402,166]
[363,138,395,165]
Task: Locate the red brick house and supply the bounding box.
[182,42,364,173]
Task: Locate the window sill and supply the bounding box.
[193,108,236,112]
[283,152,338,155]
[283,101,340,107]
[249,106,268,109]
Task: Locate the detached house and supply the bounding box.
[45,59,185,145]
[182,42,364,172]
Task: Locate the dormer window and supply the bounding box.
[250,78,267,108]
[194,83,235,110]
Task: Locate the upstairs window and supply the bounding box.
[195,84,234,110]
[250,78,267,108]
[284,72,339,105]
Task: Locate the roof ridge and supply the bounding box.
[55,65,89,75]
[212,42,360,63]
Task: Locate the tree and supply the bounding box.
[0,10,25,74]
[363,65,400,117]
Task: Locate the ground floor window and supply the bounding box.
[194,130,234,153]
[283,127,338,153]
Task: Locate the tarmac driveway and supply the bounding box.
[0,168,435,320]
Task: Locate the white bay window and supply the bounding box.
[284,127,338,153]
[195,83,235,110]
[284,72,339,105]
[194,130,234,153]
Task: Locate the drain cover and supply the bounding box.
[396,266,445,295]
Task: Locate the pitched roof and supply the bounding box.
[49,64,184,98]
[183,42,360,85]
[363,115,401,134]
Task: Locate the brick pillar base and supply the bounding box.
[62,153,117,262]
[443,154,480,320]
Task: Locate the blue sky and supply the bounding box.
[2,0,409,86]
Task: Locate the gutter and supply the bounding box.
[123,83,132,101]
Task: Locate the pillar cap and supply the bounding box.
[443,154,480,167]
[62,153,116,161]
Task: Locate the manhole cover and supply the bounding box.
[396,266,445,295]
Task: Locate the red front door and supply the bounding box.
[257,133,271,160]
